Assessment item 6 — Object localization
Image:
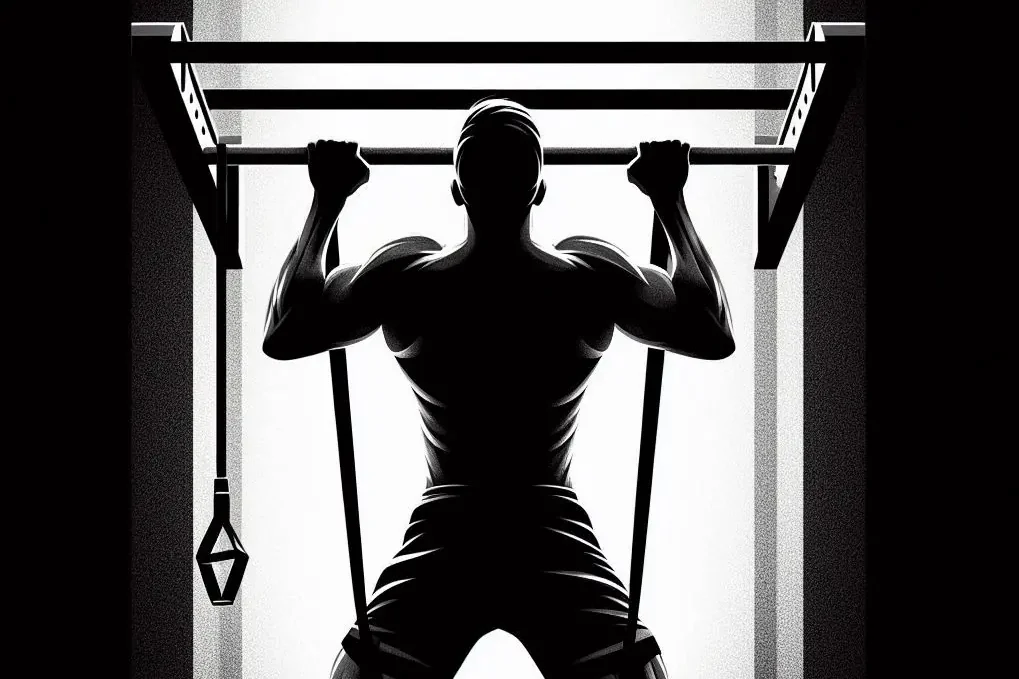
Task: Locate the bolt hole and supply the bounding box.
[201,126,206,135]
[190,93,194,104]
[804,93,809,104]
[792,126,797,135]
[194,110,199,120]
[798,109,803,119]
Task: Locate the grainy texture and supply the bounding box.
[803,2,866,679]
[130,2,194,678]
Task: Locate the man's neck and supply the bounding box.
[464,211,534,261]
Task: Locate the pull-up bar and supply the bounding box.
[202,145,796,166]
[132,22,864,270]
[164,40,836,64]
[204,88,794,110]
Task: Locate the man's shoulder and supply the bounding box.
[357,235,445,276]
[553,236,647,284]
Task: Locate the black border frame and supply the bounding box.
[17,1,992,677]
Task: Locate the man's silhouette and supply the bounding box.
[263,98,734,679]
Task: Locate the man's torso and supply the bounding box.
[379,241,615,487]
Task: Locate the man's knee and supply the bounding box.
[329,649,399,679]
[596,653,669,679]
[329,649,359,679]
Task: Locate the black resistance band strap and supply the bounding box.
[329,349,379,678]
[625,214,670,664]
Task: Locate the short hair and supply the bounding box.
[454,97,543,200]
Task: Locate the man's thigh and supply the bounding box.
[596,654,669,679]
[334,499,492,678]
[331,649,382,679]
[507,505,664,679]
[330,649,669,679]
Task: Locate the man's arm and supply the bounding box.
[557,140,735,360]
[262,140,440,360]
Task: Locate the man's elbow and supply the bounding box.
[679,327,735,360]
[262,334,285,360]
[262,330,302,361]
[703,333,736,360]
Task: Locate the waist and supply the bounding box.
[417,482,584,519]
[422,442,574,487]
[422,483,577,499]
[410,482,590,535]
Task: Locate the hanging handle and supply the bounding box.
[196,478,249,605]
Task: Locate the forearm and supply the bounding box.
[649,191,732,333]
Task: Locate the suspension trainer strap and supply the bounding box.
[216,143,229,480]
[328,349,378,678]
[625,214,670,663]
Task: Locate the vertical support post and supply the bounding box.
[755,163,779,679]
[755,23,864,269]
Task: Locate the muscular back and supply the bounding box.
[381,241,618,487]
[264,142,735,489]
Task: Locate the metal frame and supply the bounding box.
[130,20,865,668]
[203,145,797,166]
[755,22,865,268]
[131,23,237,267]
[163,39,837,63]
[203,88,794,110]
[131,21,864,270]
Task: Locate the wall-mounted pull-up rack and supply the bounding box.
[130,20,864,673]
[131,21,864,271]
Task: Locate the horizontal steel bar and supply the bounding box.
[204,88,793,110]
[202,146,795,166]
[164,41,835,64]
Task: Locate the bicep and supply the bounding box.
[609,264,689,350]
[555,235,672,334]
[613,265,734,359]
[262,263,380,359]
[320,263,386,343]
[267,236,440,358]
[556,237,728,358]
[319,236,441,344]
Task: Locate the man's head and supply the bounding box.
[451,97,546,216]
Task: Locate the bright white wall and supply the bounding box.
[194,2,245,677]
[213,2,759,678]
[772,6,804,679]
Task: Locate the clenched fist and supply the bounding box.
[308,140,370,197]
[626,140,691,200]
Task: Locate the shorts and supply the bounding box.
[341,484,661,679]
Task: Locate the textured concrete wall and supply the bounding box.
[131,2,195,678]
[802,2,866,679]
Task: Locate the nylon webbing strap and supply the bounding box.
[216,144,228,479]
[328,349,379,678]
[625,214,670,667]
